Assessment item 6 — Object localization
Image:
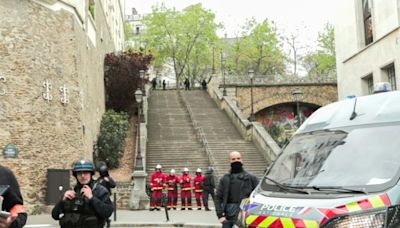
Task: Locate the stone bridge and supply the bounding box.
[220,76,338,120]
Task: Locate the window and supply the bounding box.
[362,0,373,45]
[136,26,140,35]
[363,74,373,94]
[384,64,397,90]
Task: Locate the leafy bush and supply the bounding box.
[95,110,129,168]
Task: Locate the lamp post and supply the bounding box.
[134,88,144,171]
[139,70,146,96]
[248,69,256,122]
[221,52,227,96]
[211,42,215,75]
[292,88,304,127]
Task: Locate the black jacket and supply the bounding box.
[51,180,114,228]
[203,172,215,191]
[97,176,116,194]
[215,169,259,218]
[0,166,27,228]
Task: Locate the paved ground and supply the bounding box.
[26,208,221,228]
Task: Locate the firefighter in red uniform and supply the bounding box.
[149,164,166,211]
[166,169,180,210]
[193,168,205,210]
[180,167,192,210]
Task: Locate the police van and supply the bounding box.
[239,83,400,227]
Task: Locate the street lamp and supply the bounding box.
[211,42,215,75]
[221,52,227,96]
[292,88,304,127]
[248,69,256,122]
[134,88,144,171]
[139,70,146,96]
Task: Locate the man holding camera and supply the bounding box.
[51,159,113,228]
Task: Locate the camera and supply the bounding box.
[72,193,84,211]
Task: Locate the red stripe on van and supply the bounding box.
[380,194,391,206]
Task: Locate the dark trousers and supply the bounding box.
[221,203,240,228]
[203,189,215,208]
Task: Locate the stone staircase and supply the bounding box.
[180,90,268,180]
[146,90,210,179]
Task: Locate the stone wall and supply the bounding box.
[0,0,116,212]
[114,182,133,209]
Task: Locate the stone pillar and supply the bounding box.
[129,170,149,210]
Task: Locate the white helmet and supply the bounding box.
[170,169,175,174]
[183,167,189,172]
[196,168,202,173]
[156,164,162,169]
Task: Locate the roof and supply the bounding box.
[298,91,400,133]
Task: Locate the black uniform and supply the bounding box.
[215,167,258,228]
[0,165,27,228]
[97,176,116,194]
[51,180,113,228]
[203,170,215,210]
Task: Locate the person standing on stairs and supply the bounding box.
[193,168,205,210]
[179,168,192,210]
[149,164,166,211]
[166,169,180,210]
[203,166,216,211]
[215,151,259,228]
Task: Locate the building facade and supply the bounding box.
[0,0,124,211]
[335,0,400,99]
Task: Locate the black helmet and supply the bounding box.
[207,166,214,174]
[72,159,95,177]
[98,164,109,177]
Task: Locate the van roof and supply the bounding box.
[298,91,400,133]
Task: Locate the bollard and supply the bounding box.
[162,192,169,222]
[114,192,117,221]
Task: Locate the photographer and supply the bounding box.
[51,159,113,228]
[0,165,27,228]
[97,163,116,194]
[96,163,115,228]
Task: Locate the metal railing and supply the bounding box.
[218,74,337,85]
[178,91,220,179]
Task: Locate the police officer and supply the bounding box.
[96,163,115,228]
[0,165,27,228]
[51,159,113,228]
[203,166,216,211]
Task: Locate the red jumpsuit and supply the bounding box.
[180,173,192,210]
[193,174,205,209]
[149,171,166,210]
[166,174,180,209]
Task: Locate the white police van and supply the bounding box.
[239,83,400,227]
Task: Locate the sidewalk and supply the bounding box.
[26,209,221,228]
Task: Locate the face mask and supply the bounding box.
[230,161,243,171]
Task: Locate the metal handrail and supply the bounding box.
[178,91,220,179]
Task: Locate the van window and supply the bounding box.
[262,124,400,193]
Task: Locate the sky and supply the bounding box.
[125,0,336,49]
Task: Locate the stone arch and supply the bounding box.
[235,84,337,118]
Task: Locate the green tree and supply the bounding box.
[303,23,336,77]
[141,3,220,88]
[96,110,129,168]
[229,19,286,76]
